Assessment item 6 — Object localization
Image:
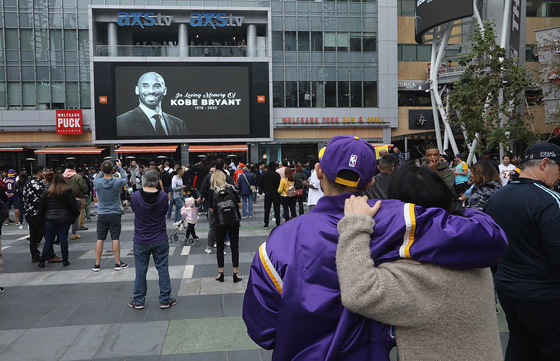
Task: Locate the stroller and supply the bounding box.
[168,219,199,246]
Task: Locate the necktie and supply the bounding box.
[153,114,166,136]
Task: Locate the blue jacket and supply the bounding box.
[243,193,508,361]
[238,170,256,196]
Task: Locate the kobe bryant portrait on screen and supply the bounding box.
[117,71,187,137]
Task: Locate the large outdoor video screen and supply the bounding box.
[415,0,473,44]
[94,62,270,141]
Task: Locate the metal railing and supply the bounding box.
[95,45,267,57]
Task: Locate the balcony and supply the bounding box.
[95,45,267,58]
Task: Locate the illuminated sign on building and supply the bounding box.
[56,110,83,135]
[279,116,389,125]
[189,12,245,29]
[117,12,173,28]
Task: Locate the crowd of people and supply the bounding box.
[0,138,558,361]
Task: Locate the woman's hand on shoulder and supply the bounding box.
[344,196,381,218]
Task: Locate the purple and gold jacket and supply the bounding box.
[243,193,508,361]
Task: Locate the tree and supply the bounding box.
[448,22,538,154]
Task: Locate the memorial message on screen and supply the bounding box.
[415,0,473,44]
[93,62,270,141]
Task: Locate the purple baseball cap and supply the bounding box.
[319,135,377,189]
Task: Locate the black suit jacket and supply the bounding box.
[117,106,187,137]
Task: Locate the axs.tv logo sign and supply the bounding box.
[189,12,245,29]
[117,12,173,28]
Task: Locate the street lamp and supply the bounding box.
[25,157,36,175]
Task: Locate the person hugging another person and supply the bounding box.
[181,196,200,246]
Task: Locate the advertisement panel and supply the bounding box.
[409,109,435,130]
[415,0,473,44]
[93,62,270,141]
[56,109,83,134]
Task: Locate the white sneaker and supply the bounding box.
[205,246,213,254]
[18,225,23,230]
[173,221,181,227]
[225,241,231,247]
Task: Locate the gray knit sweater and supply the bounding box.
[336,215,503,361]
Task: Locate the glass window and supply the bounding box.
[272,31,283,51]
[398,0,415,16]
[37,66,50,81]
[5,30,19,49]
[337,33,350,51]
[526,44,538,62]
[22,83,37,106]
[64,30,78,50]
[22,66,35,81]
[285,32,297,51]
[363,33,376,52]
[51,82,65,106]
[20,30,34,50]
[80,82,91,108]
[38,82,51,108]
[0,83,5,109]
[273,81,284,107]
[312,81,324,107]
[364,81,377,107]
[311,32,323,51]
[19,12,33,28]
[7,66,21,81]
[66,82,79,108]
[527,1,560,17]
[298,31,310,52]
[417,45,431,61]
[324,32,336,51]
[65,66,78,81]
[50,30,63,51]
[350,33,361,51]
[285,81,297,107]
[399,44,416,61]
[49,13,63,28]
[299,81,311,107]
[325,81,337,107]
[338,81,350,107]
[351,81,362,107]
[34,13,49,28]
[8,82,22,107]
[4,12,18,28]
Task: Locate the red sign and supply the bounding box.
[548,71,560,83]
[257,95,266,103]
[56,110,83,135]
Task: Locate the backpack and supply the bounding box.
[286,184,296,197]
[214,186,240,227]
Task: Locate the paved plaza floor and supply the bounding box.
[0,200,510,360]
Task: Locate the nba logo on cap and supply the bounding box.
[349,155,358,168]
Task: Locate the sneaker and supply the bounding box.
[54,240,61,246]
[78,226,88,231]
[160,298,177,309]
[225,241,231,247]
[18,225,23,230]
[0,287,4,294]
[128,298,145,310]
[92,264,101,272]
[264,225,269,230]
[71,234,81,240]
[173,221,181,226]
[115,262,129,271]
[15,222,20,226]
[249,215,253,218]
[205,246,213,254]
[241,216,248,219]
[86,217,91,222]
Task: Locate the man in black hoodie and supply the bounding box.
[259,161,281,229]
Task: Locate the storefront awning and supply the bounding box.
[35,147,106,155]
[0,148,24,152]
[188,144,248,153]
[116,145,178,154]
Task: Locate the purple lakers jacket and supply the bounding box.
[243,193,508,361]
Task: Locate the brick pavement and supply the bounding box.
[0,201,509,360]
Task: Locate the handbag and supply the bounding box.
[242,173,258,194]
[295,188,304,197]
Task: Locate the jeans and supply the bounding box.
[133,241,171,305]
[172,197,184,222]
[71,199,83,234]
[281,196,297,221]
[166,190,173,219]
[215,224,240,268]
[264,193,281,227]
[42,220,71,261]
[25,215,44,260]
[241,195,253,217]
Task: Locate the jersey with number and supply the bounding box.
[3,176,16,197]
[498,164,516,187]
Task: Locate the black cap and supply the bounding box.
[522,143,560,164]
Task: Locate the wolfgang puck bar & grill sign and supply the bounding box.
[56,110,83,135]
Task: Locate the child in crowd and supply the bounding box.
[181,197,199,245]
